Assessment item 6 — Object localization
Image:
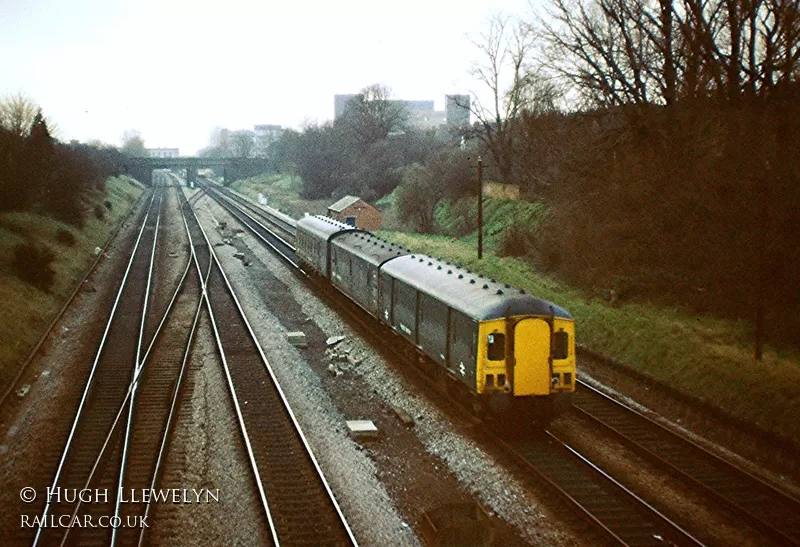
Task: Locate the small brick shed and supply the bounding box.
[327,195,382,230]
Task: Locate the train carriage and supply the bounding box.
[295,214,576,423]
[330,232,408,315]
[294,215,365,278]
[379,255,576,418]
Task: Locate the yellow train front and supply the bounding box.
[295,215,576,425]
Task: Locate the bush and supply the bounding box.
[12,242,56,291]
[498,224,531,257]
[104,199,112,210]
[55,228,77,246]
[93,204,105,220]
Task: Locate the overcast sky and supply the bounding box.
[1,0,536,154]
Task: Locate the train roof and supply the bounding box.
[331,231,411,266]
[381,254,573,322]
[296,214,365,241]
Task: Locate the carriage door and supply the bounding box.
[513,319,551,396]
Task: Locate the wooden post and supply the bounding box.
[754,168,770,360]
[477,156,483,260]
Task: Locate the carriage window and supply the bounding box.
[487,332,505,361]
[553,330,569,360]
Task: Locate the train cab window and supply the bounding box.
[345,216,356,227]
[487,332,505,360]
[553,329,569,360]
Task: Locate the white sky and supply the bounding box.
[1,0,536,154]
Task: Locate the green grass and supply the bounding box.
[230,173,330,219]
[231,175,800,443]
[377,231,800,444]
[0,176,143,393]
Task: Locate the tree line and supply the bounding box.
[260,0,799,345]
[0,94,125,226]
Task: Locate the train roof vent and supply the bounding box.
[496,289,503,295]
[519,289,526,294]
[470,279,476,284]
[447,270,452,274]
[428,261,433,266]
[458,274,463,279]
[505,284,511,288]
[419,258,424,263]
[437,265,442,270]
[483,284,489,289]
[411,255,415,259]
[490,278,496,283]
[381,244,385,248]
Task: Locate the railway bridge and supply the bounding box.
[124,156,270,185]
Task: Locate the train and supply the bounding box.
[295,214,576,424]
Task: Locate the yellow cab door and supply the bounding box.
[513,318,550,396]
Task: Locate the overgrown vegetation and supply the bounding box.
[377,230,800,445]
[0,93,125,227]
[11,242,56,291]
[261,0,799,351]
[0,176,142,396]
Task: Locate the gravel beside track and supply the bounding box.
[199,227,356,544]
[192,192,582,546]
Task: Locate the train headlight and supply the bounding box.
[551,374,560,387]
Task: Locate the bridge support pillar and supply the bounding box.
[223,166,229,186]
[186,167,197,186]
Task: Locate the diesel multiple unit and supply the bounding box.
[295,214,576,422]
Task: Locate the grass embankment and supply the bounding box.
[232,174,800,444]
[378,230,800,444]
[230,173,331,218]
[0,176,143,393]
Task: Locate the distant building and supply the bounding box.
[334,93,469,131]
[327,196,382,230]
[445,94,470,128]
[253,124,283,157]
[147,148,179,158]
[334,94,358,118]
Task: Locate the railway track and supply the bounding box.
[185,189,357,546]
[200,178,297,240]
[33,187,164,546]
[0,183,143,409]
[500,431,703,546]
[572,380,800,545]
[195,185,713,545]
[112,182,210,546]
[195,179,298,265]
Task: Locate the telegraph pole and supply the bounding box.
[477,156,483,260]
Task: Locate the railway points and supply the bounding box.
[5,172,798,546]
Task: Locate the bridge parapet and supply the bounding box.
[123,156,270,185]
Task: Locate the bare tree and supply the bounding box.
[199,126,232,158]
[120,130,147,157]
[538,0,799,106]
[231,131,255,158]
[338,84,407,149]
[0,93,41,136]
[461,13,543,183]
[394,163,440,233]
